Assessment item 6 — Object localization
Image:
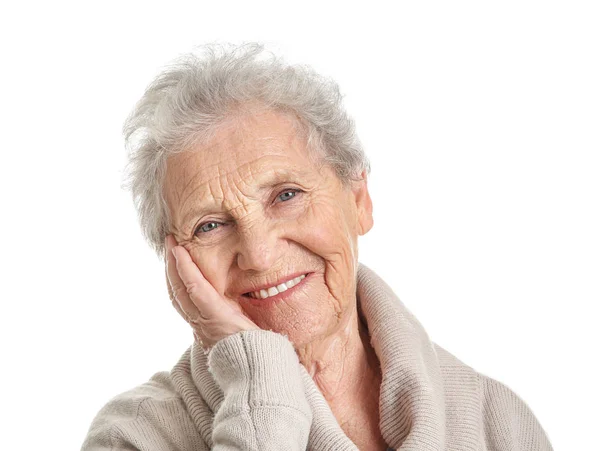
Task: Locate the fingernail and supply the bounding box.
[172,246,178,260]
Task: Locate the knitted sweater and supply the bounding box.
[81,263,553,450]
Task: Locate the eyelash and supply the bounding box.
[194,188,303,236]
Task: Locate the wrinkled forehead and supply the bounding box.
[162,108,324,209]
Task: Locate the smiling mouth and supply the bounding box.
[242,273,310,300]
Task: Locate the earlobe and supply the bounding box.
[353,170,374,236]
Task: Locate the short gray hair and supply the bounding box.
[122,42,371,259]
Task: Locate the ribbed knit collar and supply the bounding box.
[184,262,482,450]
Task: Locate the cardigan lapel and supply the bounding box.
[356,262,481,450]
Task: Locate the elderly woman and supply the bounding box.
[82,43,553,451]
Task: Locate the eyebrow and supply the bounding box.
[179,168,308,225]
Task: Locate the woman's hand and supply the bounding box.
[164,234,260,351]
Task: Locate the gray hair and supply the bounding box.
[122,42,371,259]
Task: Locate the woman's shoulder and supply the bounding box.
[478,372,554,450]
[81,364,208,450]
[432,342,553,450]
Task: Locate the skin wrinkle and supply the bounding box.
[164,107,385,451]
[179,161,307,235]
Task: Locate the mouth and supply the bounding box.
[240,272,312,305]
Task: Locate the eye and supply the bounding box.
[276,188,302,203]
[195,221,221,235]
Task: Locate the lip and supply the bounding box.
[240,271,312,296]
[238,272,313,307]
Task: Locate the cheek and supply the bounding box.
[187,245,232,296]
[308,198,357,263]
[289,198,359,304]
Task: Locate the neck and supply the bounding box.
[296,303,384,448]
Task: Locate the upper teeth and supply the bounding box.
[248,274,307,299]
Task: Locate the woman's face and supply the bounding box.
[164,108,373,347]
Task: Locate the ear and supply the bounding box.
[351,169,374,236]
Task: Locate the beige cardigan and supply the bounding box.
[81,263,553,450]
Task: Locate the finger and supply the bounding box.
[165,235,203,322]
[171,245,223,318]
[164,235,182,302]
[164,258,189,322]
[165,235,186,304]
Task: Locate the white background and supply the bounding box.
[1,1,598,449]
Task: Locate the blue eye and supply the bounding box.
[196,221,220,234]
[278,189,300,202]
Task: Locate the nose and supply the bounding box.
[235,220,284,272]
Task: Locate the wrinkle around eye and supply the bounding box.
[191,188,308,239]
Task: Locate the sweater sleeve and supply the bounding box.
[207,329,313,451]
[480,374,554,451]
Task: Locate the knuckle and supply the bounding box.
[188,317,202,328]
[185,282,201,296]
[172,283,188,299]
